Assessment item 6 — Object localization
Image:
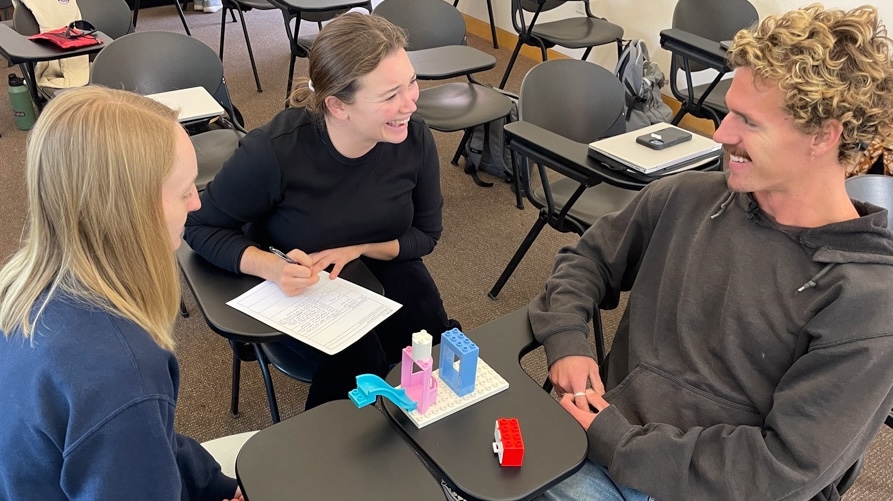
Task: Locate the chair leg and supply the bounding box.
[172,0,192,36]
[253,344,281,424]
[179,297,189,318]
[499,39,524,89]
[230,351,241,418]
[235,6,263,92]
[485,0,498,49]
[219,5,228,61]
[451,128,473,166]
[580,47,592,62]
[488,213,549,299]
[285,54,297,107]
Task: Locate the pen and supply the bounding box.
[269,246,299,265]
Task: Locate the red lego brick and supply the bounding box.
[493,418,524,467]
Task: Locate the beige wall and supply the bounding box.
[455,0,892,86]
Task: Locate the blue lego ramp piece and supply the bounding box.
[349,374,417,411]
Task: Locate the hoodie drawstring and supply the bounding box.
[796,263,836,293]
[710,192,736,219]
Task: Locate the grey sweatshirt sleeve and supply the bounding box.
[529,184,657,367]
[589,304,893,500]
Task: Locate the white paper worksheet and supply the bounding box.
[227,272,402,355]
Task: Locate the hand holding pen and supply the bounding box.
[268,246,319,296]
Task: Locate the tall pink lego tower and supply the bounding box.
[400,330,438,414]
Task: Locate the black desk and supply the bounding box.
[409,45,496,80]
[504,120,723,193]
[383,308,588,501]
[176,243,381,344]
[0,24,112,107]
[236,400,445,500]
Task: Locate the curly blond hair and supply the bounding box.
[727,4,893,164]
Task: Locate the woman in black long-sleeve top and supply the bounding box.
[184,13,455,409]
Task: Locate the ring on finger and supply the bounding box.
[573,392,587,398]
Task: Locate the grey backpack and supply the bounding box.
[463,89,520,187]
[615,39,674,131]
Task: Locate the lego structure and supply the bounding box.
[400,330,438,414]
[350,327,509,429]
[492,418,524,467]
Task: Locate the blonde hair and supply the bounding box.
[0,86,182,351]
[288,12,408,114]
[727,4,893,163]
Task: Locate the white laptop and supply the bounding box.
[588,123,722,175]
[145,87,225,123]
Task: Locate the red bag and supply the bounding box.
[28,20,102,50]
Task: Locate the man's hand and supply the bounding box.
[549,355,606,411]
[310,245,366,279]
[559,389,610,430]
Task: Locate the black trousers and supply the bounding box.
[281,257,455,410]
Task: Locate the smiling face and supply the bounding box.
[713,66,817,197]
[160,126,200,250]
[325,48,419,157]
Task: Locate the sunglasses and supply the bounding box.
[64,20,98,40]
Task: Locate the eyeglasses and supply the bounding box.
[64,20,98,40]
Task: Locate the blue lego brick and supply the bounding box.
[438,328,479,397]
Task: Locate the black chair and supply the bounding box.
[176,244,384,423]
[489,59,638,300]
[453,0,498,49]
[662,0,758,128]
[90,31,247,191]
[374,0,514,173]
[265,0,371,104]
[498,0,623,89]
[219,0,342,94]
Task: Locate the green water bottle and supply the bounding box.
[8,73,37,131]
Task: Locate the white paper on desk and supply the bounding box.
[226,272,402,355]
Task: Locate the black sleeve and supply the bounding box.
[396,125,443,260]
[184,130,283,273]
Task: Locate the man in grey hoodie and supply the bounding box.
[533,5,893,501]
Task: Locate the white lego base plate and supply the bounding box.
[399,358,509,428]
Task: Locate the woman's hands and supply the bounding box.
[240,247,319,296]
[310,244,366,279]
[241,240,400,294]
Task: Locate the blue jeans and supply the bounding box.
[537,461,655,501]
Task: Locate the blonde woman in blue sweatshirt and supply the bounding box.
[0,87,241,500]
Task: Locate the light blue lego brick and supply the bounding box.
[438,328,479,397]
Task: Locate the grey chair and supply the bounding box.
[374,0,514,174]
[219,0,344,95]
[664,0,758,127]
[846,174,893,228]
[90,31,247,191]
[498,0,623,89]
[489,59,639,307]
[13,0,132,40]
[11,0,133,104]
